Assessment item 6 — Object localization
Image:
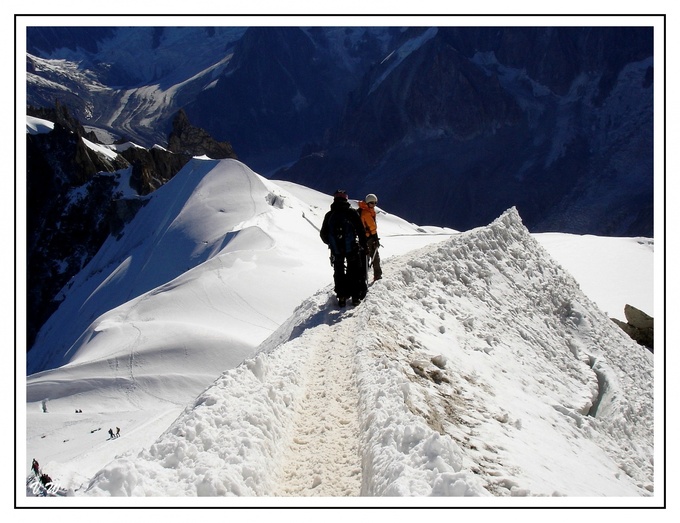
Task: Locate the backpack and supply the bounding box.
[327,210,357,256]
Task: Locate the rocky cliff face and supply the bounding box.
[26,105,229,350]
[334,29,524,160]
[27,121,127,350]
[183,26,399,173]
[167,109,237,161]
[25,25,654,236]
[276,26,654,237]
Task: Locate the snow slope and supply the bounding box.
[24,158,456,495]
[79,209,654,502]
[23,159,656,505]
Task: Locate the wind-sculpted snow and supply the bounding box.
[26,157,462,496]
[28,158,322,375]
[354,208,653,496]
[83,208,653,498]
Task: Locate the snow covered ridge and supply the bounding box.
[83,208,653,499]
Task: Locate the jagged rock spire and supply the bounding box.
[167,109,237,160]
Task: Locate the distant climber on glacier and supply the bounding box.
[358,193,382,282]
[320,190,368,307]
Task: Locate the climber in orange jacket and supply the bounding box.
[358,193,382,281]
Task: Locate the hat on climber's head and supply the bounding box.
[333,189,349,200]
[365,193,378,204]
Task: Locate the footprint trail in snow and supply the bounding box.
[274,317,363,496]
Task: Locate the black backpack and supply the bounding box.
[328,210,357,255]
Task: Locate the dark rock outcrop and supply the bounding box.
[26,105,231,351]
[167,109,237,160]
[118,145,191,196]
[27,125,127,350]
[612,304,653,352]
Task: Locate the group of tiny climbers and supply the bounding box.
[320,190,382,307]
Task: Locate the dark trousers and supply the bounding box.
[332,250,367,300]
[366,236,382,280]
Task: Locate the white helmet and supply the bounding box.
[365,193,378,204]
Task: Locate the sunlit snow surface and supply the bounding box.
[24,158,655,505]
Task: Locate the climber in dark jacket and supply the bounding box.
[320,190,368,307]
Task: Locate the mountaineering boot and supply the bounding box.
[338,297,347,307]
[352,297,361,306]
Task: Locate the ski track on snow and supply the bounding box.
[274,319,363,496]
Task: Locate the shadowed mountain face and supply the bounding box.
[26,24,654,237]
[183,26,404,172]
[275,26,654,236]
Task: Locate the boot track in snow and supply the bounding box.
[274,316,363,496]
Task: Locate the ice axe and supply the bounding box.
[368,243,380,268]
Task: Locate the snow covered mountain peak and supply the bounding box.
[24,155,655,502]
[78,205,653,499]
